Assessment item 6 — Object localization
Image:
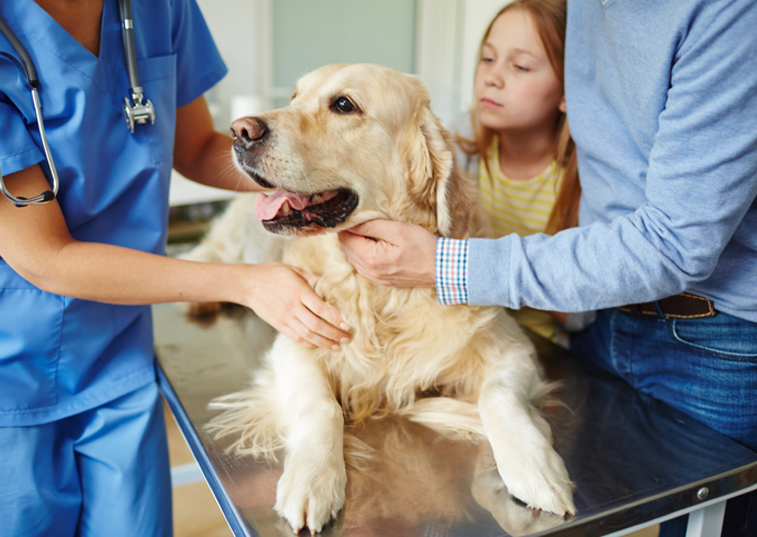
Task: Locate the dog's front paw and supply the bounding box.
[472,467,567,535]
[497,442,575,517]
[275,453,347,534]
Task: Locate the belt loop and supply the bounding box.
[651,301,666,319]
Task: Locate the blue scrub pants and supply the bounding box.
[571,307,757,537]
[0,382,172,537]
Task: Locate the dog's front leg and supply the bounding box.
[270,337,346,534]
[478,344,575,517]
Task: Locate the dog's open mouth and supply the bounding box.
[253,188,359,234]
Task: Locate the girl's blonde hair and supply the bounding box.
[458,0,580,234]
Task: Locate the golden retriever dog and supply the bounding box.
[187,63,575,534]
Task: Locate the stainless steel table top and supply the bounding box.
[153,303,757,537]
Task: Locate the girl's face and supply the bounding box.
[474,9,565,134]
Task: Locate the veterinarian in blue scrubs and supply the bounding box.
[339,0,757,535]
[0,1,349,535]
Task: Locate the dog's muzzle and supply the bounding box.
[231,116,268,149]
[230,117,276,189]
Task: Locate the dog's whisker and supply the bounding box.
[301,171,316,194]
[201,158,240,191]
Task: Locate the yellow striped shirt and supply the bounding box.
[478,139,565,341]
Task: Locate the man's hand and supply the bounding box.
[338,220,436,288]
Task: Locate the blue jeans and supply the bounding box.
[571,308,757,537]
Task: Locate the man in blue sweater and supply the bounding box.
[339,1,757,535]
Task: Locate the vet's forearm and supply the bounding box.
[24,240,250,306]
[172,95,260,193]
[180,131,261,193]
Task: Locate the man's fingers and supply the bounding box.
[339,231,385,265]
[344,221,377,238]
[343,219,400,243]
[337,230,367,252]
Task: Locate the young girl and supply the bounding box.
[454,0,579,341]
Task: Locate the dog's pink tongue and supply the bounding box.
[254,191,311,221]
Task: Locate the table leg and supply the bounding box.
[685,500,726,537]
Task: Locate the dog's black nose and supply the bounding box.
[230,117,269,150]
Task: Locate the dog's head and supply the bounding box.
[230,63,475,239]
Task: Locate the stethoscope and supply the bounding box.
[0,0,155,207]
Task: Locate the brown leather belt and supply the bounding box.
[618,292,716,319]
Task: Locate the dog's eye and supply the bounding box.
[331,96,357,114]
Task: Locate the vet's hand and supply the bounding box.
[247,263,351,349]
[338,220,436,288]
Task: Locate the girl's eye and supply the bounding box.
[514,64,530,72]
[331,96,357,114]
[481,57,494,64]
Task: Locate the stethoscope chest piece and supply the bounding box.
[123,88,155,133]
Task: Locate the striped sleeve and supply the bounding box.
[435,238,469,305]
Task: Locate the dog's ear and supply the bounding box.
[405,107,476,239]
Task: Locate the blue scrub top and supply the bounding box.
[0,0,227,426]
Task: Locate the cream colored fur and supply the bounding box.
[192,63,574,534]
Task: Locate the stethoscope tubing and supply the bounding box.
[118,0,141,95]
[0,14,59,206]
[0,14,38,87]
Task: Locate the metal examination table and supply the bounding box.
[153,303,757,537]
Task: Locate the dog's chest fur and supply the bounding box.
[279,233,504,422]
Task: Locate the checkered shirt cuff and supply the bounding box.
[435,238,469,305]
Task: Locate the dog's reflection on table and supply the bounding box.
[206,412,566,537]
